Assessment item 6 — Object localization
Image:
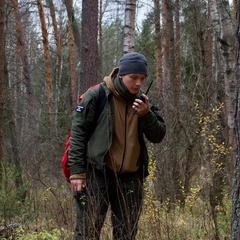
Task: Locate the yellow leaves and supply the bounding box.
[142,155,159,225]
[190,185,201,195]
[185,185,201,208]
[207,135,229,157]
[195,101,232,172]
[196,102,224,136]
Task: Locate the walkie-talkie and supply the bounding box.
[138,80,153,103]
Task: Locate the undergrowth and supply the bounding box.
[0,180,231,240]
[0,161,231,240]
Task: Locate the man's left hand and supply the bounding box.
[132,94,150,117]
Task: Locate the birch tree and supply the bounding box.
[209,0,236,219]
[218,0,236,149]
[123,0,136,53]
[210,0,236,149]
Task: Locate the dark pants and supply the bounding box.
[73,166,143,240]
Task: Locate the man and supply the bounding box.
[68,52,166,240]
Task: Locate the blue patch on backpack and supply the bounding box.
[76,105,84,113]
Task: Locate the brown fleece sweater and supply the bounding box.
[104,73,140,173]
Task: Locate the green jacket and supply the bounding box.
[68,70,166,178]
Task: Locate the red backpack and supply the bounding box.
[62,83,107,182]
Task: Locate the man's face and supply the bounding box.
[120,74,146,94]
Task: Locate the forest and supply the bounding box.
[0,0,240,239]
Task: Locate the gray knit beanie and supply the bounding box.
[119,52,148,76]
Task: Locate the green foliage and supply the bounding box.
[135,12,155,80]
[15,227,69,240]
[0,161,29,222]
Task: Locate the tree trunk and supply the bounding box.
[48,0,62,83]
[154,0,162,97]
[174,0,180,99]
[99,0,103,78]
[169,0,183,206]
[11,0,33,98]
[210,0,236,149]
[207,1,236,239]
[207,0,213,90]
[218,0,236,150]
[160,0,183,207]
[48,0,63,127]
[11,0,38,126]
[0,0,5,188]
[231,1,240,238]
[210,0,236,202]
[37,0,54,127]
[64,0,81,59]
[68,0,77,109]
[162,0,171,93]
[3,0,32,200]
[123,0,136,53]
[233,0,237,24]
[80,0,98,93]
[159,0,171,206]
[7,91,27,200]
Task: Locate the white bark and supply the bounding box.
[123,0,136,53]
[209,0,236,148]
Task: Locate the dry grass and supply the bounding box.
[0,172,231,240]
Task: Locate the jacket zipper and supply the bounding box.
[119,103,128,173]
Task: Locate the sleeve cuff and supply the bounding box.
[69,173,86,180]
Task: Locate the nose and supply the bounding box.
[135,79,143,87]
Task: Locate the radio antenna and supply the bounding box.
[145,80,153,95]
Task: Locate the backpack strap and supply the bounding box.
[94,83,107,123]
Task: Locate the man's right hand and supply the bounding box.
[70,178,86,193]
